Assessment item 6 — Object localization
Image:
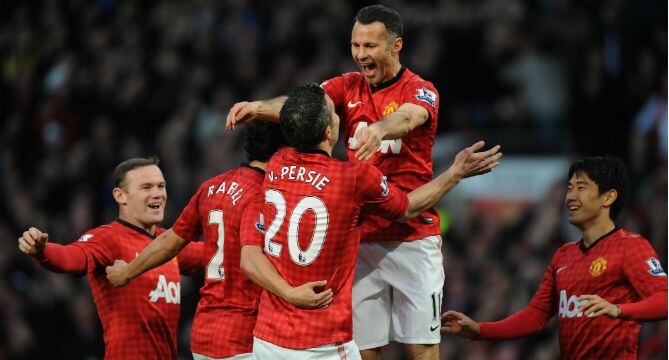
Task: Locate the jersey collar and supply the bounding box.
[115,219,156,239]
[241,162,265,175]
[579,227,620,253]
[370,67,406,93]
[297,148,331,157]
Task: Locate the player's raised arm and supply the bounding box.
[18,226,89,274]
[106,228,188,287]
[401,141,501,220]
[225,96,287,130]
[240,245,333,310]
[355,103,429,160]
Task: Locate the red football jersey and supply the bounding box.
[172,164,265,358]
[504,228,668,359]
[71,220,200,360]
[253,148,409,349]
[321,67,440,242]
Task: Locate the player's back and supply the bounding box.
[254,147,408,349]
[172,164,265,357]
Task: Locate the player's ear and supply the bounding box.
[113,187,127,205]
[602,189,617,207]
[392,36,403,55]
[323,127,332,141]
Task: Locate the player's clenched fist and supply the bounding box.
[106,259,131,287]
[18,227,49,255]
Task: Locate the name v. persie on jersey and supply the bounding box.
[268,165,331,191]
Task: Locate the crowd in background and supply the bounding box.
[0,0,666,359]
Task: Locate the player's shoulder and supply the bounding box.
[75,223,115,243]
[323,72,363,86]
[613,228,652,247]
[554,241,580,258]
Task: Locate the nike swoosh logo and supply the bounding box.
[348,100,363,108]
[430,324,440,332]
[557,266,568,273]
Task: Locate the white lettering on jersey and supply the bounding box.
[206,180,243,205]
[415,87,436,107]
[348,122,401,154]
[646,257,667,276]
[148,275,180,304]
[78,234,94,242]
[278,165,330,191]
[558,290,586,318]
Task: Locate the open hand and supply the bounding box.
[226,101,259,130]
[451,141,502,179]
[440,310,480,338]
[285,280,334,310]
[578,294,621,319]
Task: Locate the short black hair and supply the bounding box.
[280,84,331,152]
[354,5,403,38]
[568,156,628,220]
[244,121,285,162]
[113,156,160,188]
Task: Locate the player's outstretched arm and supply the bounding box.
[225,96,287,130]
[106,229,187,287]
[401,141,501,219]
[240,245,333,309]
[18,227,88,274]
[355,103,428,161]
[440,310,480,338]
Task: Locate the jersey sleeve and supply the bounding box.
[320,75,347,109]
[33,243,88,274]
[70,227,115,272]
[240,196,265,247]
[401,79,439,126]
[621,235,668,298]
[478,250,560,340]
[172,184,205,242]
[177,240,205,275]
[356,163,409,219]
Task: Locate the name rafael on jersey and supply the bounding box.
[206,180,244,205]
[268,166,331,191]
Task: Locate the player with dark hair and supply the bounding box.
[17,156,204,360]
[240,84,501,359]
[226,6,459,358]
[441,156,668,359]
[106,122,330,359]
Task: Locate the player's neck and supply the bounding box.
[376,61,402,86]
[316,142,333,156]
[249,160,268,171]
[580,217,616,247]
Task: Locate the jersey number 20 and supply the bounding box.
[264,189,329,266]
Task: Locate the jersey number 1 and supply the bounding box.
[264,189,329,266]
[206,210,225,280]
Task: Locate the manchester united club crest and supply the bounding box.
[383,101,399,116]
[589,257,607,277]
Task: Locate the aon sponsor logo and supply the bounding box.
[148,275,180,304]
[558,290,587,318]
[348,122,401,154]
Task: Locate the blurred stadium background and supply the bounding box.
[0,0,666,359]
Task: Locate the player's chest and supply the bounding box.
[343,89,403,130]
[554,250,624,295]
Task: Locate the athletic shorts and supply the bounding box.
[352,235,444,349]
[253,337,361,360]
